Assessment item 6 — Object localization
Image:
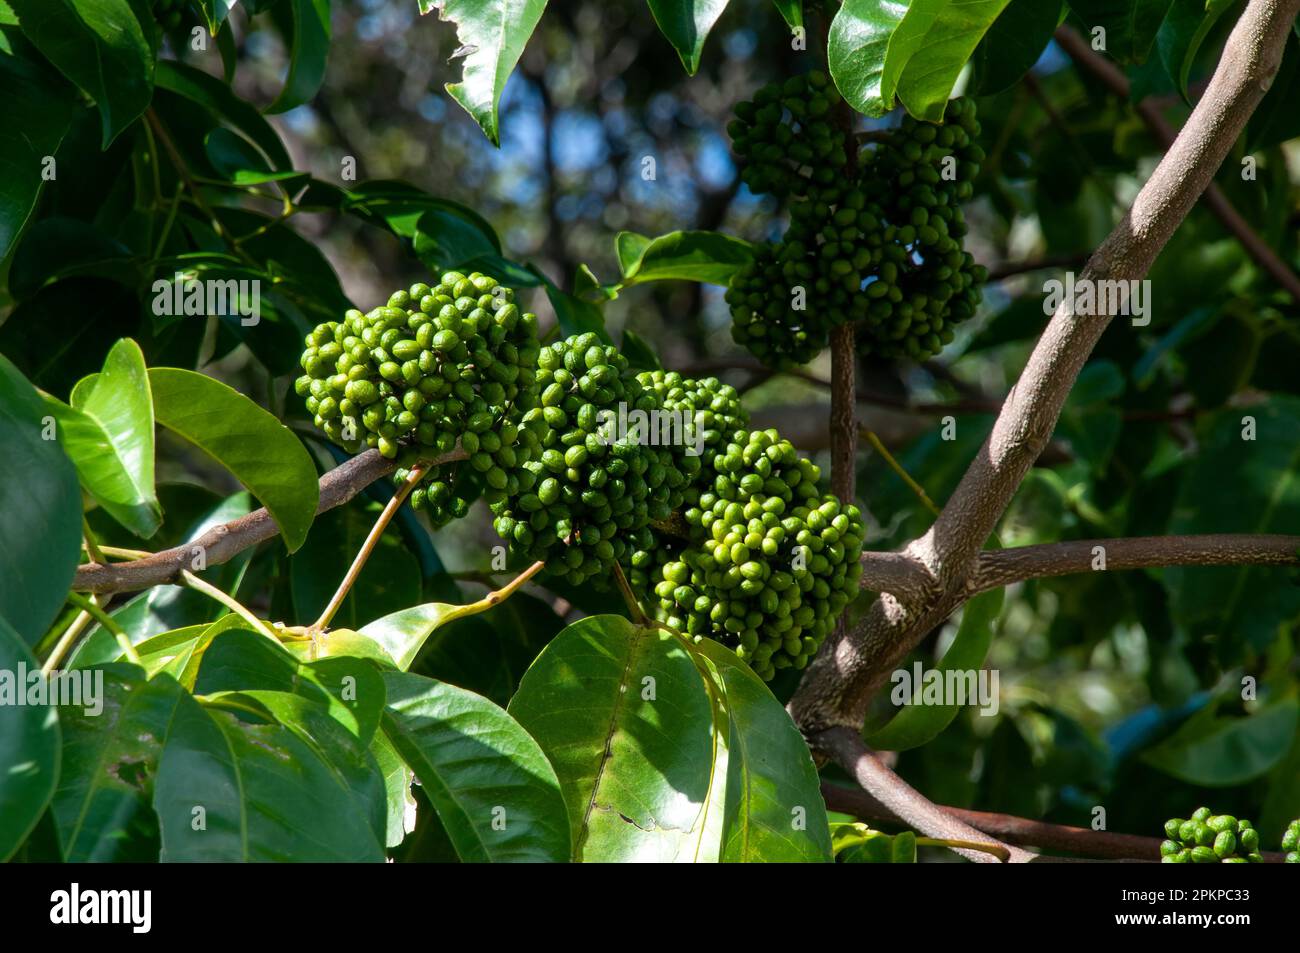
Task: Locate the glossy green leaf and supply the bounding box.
[370,729,418,848]
[148,367,318,551]
[154,690,386,861]
[865,583,1003,751]
[508,615,722,861]
[646,0,731,74]
[615,230,754,287]
[771,0,801,30]
[198,0,239,34]
[8,217,137,300]
[205,128,306,186]
[620,329,662,372]
[380,670,571,861]
[897,0,1012,122]
[1166,397,1300,653]
[266,0,330,113]
[1142,700,1298,786]
[829,0,948,118]
[44,339,159,537]
[7,0,154,146]
[51,667,184,862]
[424,0,548,146]
[0,355,82,643]
[1065,0,1175,64]
[0,615,61,859]
[0,22,79,261]
[360,599,500,672]
[831,822,918,862]
[692,638,832,861]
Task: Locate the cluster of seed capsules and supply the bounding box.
[1283,818,1300,863]
[1160,808,1263,863]
[487,334,685,586]
[630,429,865,682]
[725,73,987,368]
[296,271,541,527]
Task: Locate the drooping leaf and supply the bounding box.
[969,0,1063,95]
[380,670,571,861]
[828,0,949,118]
[646,0,732,75]
[1142,700,1299,787]
[0,616,61,859]
[1157,0,1234,102]
[147,367,318,551]
[154,59,293,170]
[8,217,137,300]
[423,0,548,146]
[771,0,802,30]
[0,355,82,644]
[1064,0,1176,64]
[44,339,160,538]
[266,0,330,114]
[7,0,154,146]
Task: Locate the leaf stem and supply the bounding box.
[611,561,650,625]
[65,592,141,666]
[312,461,430,631]
[39,605,97,674]
[82,519,108,565]
[860,426,941,518]
[915,836,1010,862]
[180,569,277,641]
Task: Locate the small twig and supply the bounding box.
[40,606,97,674]
[612,561,651,625]
[65,592,141,666]
[82,520,108,567]
[313,461,430,631]
[860,426,941,517]
[180,569,277,641]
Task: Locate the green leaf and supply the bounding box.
[7,0,154,146]
[0,355,82,643]
[829,0,949,118]
[831,822,919,862]
[426,0,548,146]
[8,217,137,300]
[865,584,1003,751]
[1157,0,1234,102]
[370,729,417,848]
[45,339,160,537]
[198,1,240,35]
[615,230,754,286]
[1142,700,1299,786]
[543,281,610,343]
[0,615,61,860]
[0,23,79,261]
[154,690,386,861]
[360,598,502,672]
[771,0,801,30]
[969,0,1064,95]
[51,667,185,862]
[621,329,662,372]
[155,60,293,170]
[379,670,571,861]
[147,367,318,552]
[343,180,502,260]
[897,0,1013,122]
[692,639,832,861]
[290,503,422,632]
[508,616,720,861]
[1166,396,1300,654]
[646,0,731,74]
[1065,0,1175,64]
[266,0,330,114]
[204,128,306,186]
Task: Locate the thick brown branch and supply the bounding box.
[819,727,1034,863]
[791,0,1300,734]
[1054,24,1300,303]
[971,534,1300,594]
[829,323,857,503]
[73,448,466,595]
[857,551,933,605]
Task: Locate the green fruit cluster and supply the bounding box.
[630,429,865,681]
[726,78,987,368]
[296,271,541,527]
[634,370,748,478]
[488,333,684,585]
[1160,808,1262,864]
[1283,818,1300,863]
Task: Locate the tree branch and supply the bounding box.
[971,534,1300,594]
[73,447,466,595]
[819,727,1034,863]
[791,0,1300,735]
[1054,24,1300,304]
